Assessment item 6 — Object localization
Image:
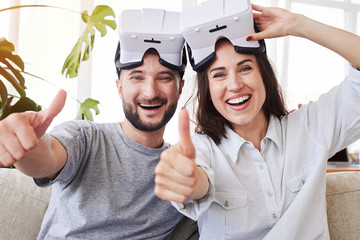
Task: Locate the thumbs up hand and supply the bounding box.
[155,108,209,203]
[0,90,67,167]
[178,108,195,161]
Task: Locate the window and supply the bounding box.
[2,0,360,152]
[0,1,11,41]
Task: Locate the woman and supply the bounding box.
[155,4,360,240]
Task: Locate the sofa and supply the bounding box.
[1,168,360,240]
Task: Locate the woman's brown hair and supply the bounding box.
[194,52,288,144]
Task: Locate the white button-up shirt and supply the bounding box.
[173,66,360,240]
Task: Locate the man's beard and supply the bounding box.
[122,98,178,132]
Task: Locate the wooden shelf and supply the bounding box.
[327,164,360,173]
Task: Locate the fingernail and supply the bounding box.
[246,36,252,41]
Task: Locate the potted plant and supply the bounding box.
[0,4,116,121]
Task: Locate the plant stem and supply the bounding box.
[0,5,81,15]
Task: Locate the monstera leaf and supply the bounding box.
[0,38,26,105]
[62,5,116,78]
[0,38,40,119]
[75,98,100,121]
[0,96,41,120]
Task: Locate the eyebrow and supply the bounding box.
[158,71,176,78]
[129,70,143,75]
[128,70,176,78]
[209,59,253,74]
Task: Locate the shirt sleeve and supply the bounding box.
[171,134,216,221]
[297,65,360,156]
[34,120,92,187]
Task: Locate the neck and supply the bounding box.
[232,113,269,151]
[120,120,165,148]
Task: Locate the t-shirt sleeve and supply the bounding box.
[34,120,93,187]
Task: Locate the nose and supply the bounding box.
[142,79,159,99]
[227,72,244,91]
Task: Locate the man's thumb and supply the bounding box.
[33,90,67,137]
[178,108,195,159]
[44,90,67,119]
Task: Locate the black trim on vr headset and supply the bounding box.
[189,50,216,72]
[114,42,187,78]
[187,19,267,72]
[144,38,161,44]
[234,41,266,55]
[188,38,266,72]
[209,25,227,33]
[158,48,187,72]
[188,20,267,72]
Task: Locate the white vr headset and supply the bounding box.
[115,8,187,74]
[181,0,266,71]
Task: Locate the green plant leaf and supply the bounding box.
[75,98,100,121]
[0,96,41,120]
[0,38,26,97]
[0,79,8,110]
[62,5,116,78]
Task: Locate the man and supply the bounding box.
[0,8,197,239]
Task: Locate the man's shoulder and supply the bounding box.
[52,120,117,132]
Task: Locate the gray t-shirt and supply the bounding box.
[36,120,184,240]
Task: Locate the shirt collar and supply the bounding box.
[265,115,283,155]
[220,126,246,164]
[219,115,283,163]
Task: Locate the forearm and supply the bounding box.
[189,166,210,200]
[14,134,66,179]
[293,14,360,69]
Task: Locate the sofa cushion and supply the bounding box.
[0,168,51,240]
[2,168,359,240]
[326,171,360,240]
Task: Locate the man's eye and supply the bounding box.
[159,77,173,81]
[130,76,142,80]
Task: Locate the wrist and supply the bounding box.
[291,14,309,37]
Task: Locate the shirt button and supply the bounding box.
[259,164,264,170]
[267,191,273,197]
[224,201,229,208]
[272,213,278,219]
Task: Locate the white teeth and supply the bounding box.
[227,96,250,105]
[140,103,161,107]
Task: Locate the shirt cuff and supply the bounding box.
[171,182,215,221]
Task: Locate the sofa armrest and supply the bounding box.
[0,168,51,240]
[326,171,360,240]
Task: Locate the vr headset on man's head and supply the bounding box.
[114,8,187,77]
[180,0,266,72]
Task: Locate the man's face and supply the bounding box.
[117,53,183,132]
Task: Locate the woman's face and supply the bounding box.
[206,40,267,130]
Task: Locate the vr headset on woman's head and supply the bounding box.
[114,8,187,77]
[180,0,266,72]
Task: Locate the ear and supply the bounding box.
[116,79,123,96]
[178,79,185,95]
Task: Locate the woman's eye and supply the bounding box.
[240,66,252,72]
[213,73,225,78]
